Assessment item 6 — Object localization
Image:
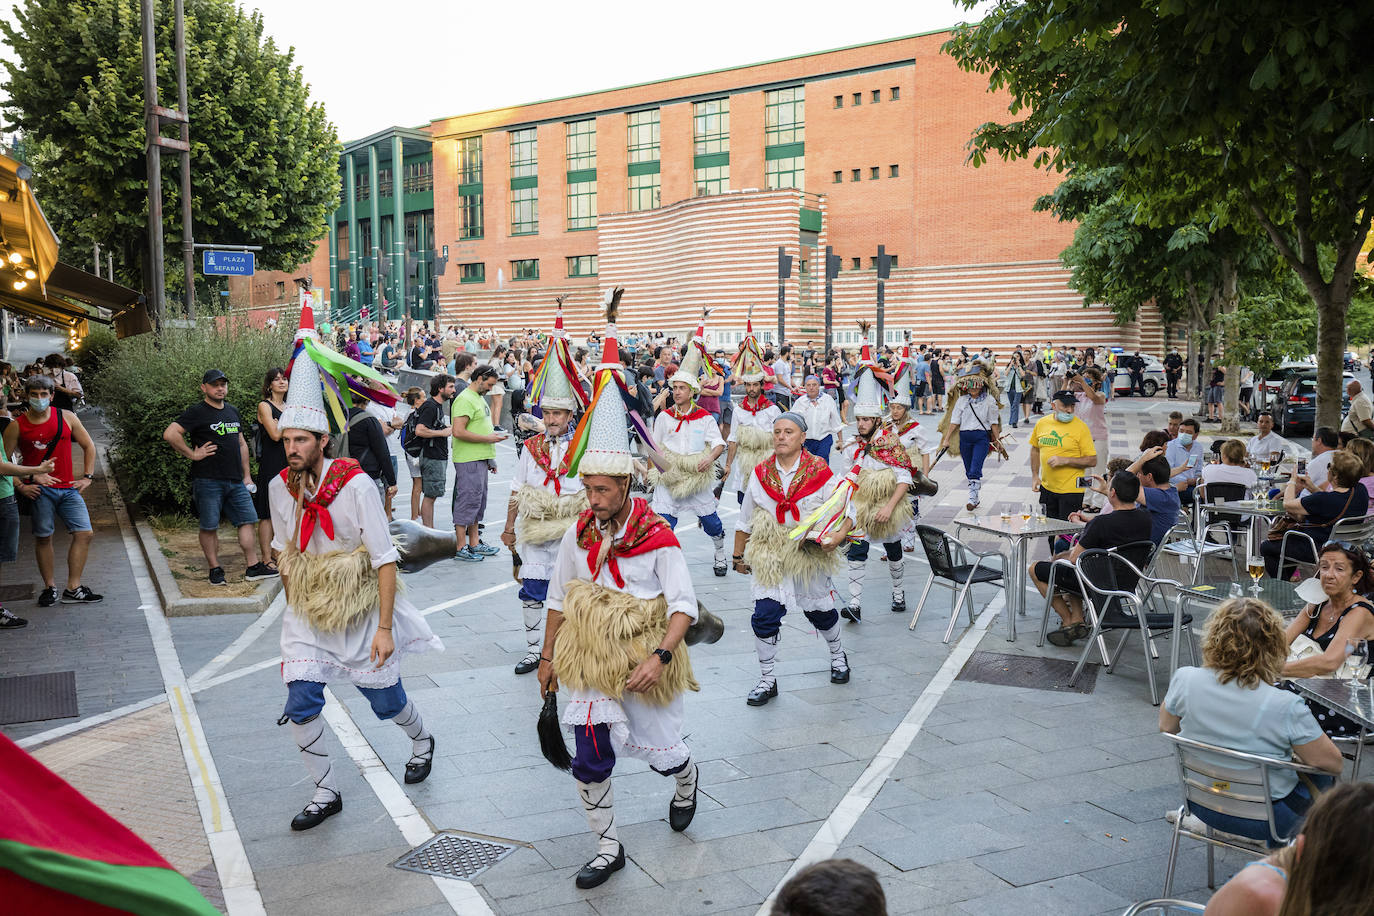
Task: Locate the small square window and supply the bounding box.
[459,262,485,284]
[850,257,860,270]
[869,256,878,269]
[890,86,900,100]
[851,169,860,182]
[889,164,900,178]
[869,166,879,180]
[852,92,861,105]
[890,255,899,268]
[871,89,881,103]
[832,170,842,184]
[833,95,843,108]
[275,281,285,297]
[511,258,539,281]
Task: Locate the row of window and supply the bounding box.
[457,256,598,284]
[834,165,900,183]
[833,86,900,108]
[352,160,435,203]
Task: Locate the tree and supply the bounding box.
[1,0,340,317]
[945,1,1374,429]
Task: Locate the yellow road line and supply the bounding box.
[173,686,222,832]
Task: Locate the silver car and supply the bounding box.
[1110,354,1166,397]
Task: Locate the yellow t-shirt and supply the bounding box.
[1032,415,1096,493]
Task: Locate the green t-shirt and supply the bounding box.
[0,418,12,499]
[450,387,496,464]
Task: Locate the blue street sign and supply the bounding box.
[202,250,255,276]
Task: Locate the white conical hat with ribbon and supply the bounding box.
[668,312,707,391]
[732,313,766,383]
[280,300,330,434]
[852,319,884,418]
[533,301,582,411]
[891,338,914,408]
[575,288,635,477]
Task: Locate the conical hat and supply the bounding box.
[668,314,707,391]
[280,348,330,434]
[534,302,581,411]
[733,314,766,383]
[853,367,885,418]
[577,289,634,476]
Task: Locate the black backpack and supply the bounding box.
[401,410,424,458]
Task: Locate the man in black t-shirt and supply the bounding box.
[163,369,274,585]
[412,373,455,526]
[1029,471,1154,647]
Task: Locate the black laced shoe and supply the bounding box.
[404,736,435,784]
[574,843,625,889]
[290,792,342,831]
[746,680,778,706]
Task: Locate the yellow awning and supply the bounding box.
[0,152,58,294]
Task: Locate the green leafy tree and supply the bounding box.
[945,1,1374,429]
[1,0,340,318]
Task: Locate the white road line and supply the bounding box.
[98,448,266,916]
[187,590,285,689]
[755,592,1003,915]
[15,693,167,749]
[321,689,496,916]
[419,580,517,617]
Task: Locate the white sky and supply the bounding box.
[241,0,994,141]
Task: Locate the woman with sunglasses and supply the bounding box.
[1280,541,1374,738]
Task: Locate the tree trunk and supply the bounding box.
[1218,261,1242,434]
[1312,285,1348,432]
[1185,318,1198,410]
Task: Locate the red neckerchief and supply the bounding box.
[279,458,368,550]
[898,420,921,436]
[739,396,774,415]
[852,431,915,473]
[667,402,711,432]
[755,451,833,523]
[574,498,679,588]
[526,432,573,495]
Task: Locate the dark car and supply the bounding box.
[1344,351,1359,372]
[1273,370,1354,437]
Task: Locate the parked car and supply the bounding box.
[1257,360,1317,411]
[1344,351,1359,372]
[1110,354,1165,397]
[1273,369,1354,436]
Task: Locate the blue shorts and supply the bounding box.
[191,478,257,531]
[31,486,92,538]
[0,495,18,562]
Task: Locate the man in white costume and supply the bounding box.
[500,304,587,675]
[270,311,442,832]
[793,374,844,463]
[539,302,702,889]
[723,317,780,510]
[888,354,936,552]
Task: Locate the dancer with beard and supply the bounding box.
[723,318,779,512]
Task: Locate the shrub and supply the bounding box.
[72,325,119,389]
[92,318,294,514]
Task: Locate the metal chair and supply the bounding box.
[1329,513,1374,553]
[908,524,1005,643]
[1162,733,1330,895]
[1119,902,1205,916]
[1158,482,1247,583]
[1275,528,1320,581]
[1037,541,1157,666]
[1068,549,1194,705]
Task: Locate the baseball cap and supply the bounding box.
[1052,389,1077,406]
[202,369,228,384]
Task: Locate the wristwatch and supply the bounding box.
[83,474,94,480]
[652,648,673,666]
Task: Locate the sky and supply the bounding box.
[239,0,995,141]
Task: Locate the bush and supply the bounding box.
[72,325,119,389]
[92,318,294,514]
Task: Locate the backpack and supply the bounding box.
[401,410,424,458]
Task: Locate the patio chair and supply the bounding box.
[1119,902,1205,916]
[1274,528,1320,581]
[1329,513,1374,554]
[1162,733,1330,895]
[1157,482,1247,583]
[1068,549,1194,705]
[1036,540,1157,666]
[908,524,1005,643]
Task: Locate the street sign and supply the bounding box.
[202,250,255,276]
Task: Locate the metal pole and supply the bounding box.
[823,245,834,355]
[345,155,358,319]
[367,144,381,318]
[876,244,886,349]
[175,0,194,319]
[391,134,405,326]
[140,0,165,328]
[107,253,114,283]
[93,241,101,279]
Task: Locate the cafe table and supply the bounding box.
[953,512,1084,641]
[1176,576,1305,679]
[1291,677,1373,780]
[1199,498,1289,569]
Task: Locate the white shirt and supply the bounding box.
[1246,432,1290,462]
[893,418,936,456]
[1200,463,1258,490]
[1308,449,1334,489]
[792,393,842,440]
[652,408,725,456]
[727,400,783,444]
[509,434,584,497]
[546,508,698,617]
[772,359,793,388]
[949,393,999,432]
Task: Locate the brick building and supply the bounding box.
[234,29,1166,352]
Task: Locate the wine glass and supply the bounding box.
[1247,560,1265,595]
[1021,503,1033,522]
[1259,459,1271,475]
[1347,638,1369,695]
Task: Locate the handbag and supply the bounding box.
[14,409,66,517]
[1266,487,1355,542]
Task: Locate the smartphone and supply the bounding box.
[1186,454,1199,469]
[1075,476,1093,488]
[1297,458,1307,474]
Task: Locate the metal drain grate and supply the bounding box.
[957,650,1099,694]
[390,831,518,880]
[0,670,79,724]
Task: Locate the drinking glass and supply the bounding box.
[1021,503,1033,522]
[1260,460,1271,474]
[1247,560,1265,595]
[1348,639,1369,695]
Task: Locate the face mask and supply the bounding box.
[1055,410,1073,423]
[1177,433,1194,447]
[29,396,49,411]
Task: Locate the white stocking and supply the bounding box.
[889,557,905,602]
[576,779,619,861]
[817,624,847,670]
[290,717,339,806]
[754,634,780,687]
[521,600,544,660]
[392,699,432,759]
[847,559,865,608]
[671,758,697,809]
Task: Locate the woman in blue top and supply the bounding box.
[1160,597,1342,839]
[1260,450,1369,578]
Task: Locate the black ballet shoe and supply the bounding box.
[575,843,625,889]
[404,736,435,784]
[746,681,778,706]
[290,792,342,831]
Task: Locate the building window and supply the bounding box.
[890,255,899,268]
[851,169,860,182]
[850,257,860,270]
[459,262,485,284]
[567,255,598,277]
[694,164,729,197]
[457,136,482,184]
[566,180,597,230]
[565,119,596,171]
[870,166,879,180]
[510,186,538,235]
[509,127,537,180]
[832,170,842,183]
[627,109,660,163]
[457,193,483,239]
[511,259,539,281]
[764,86,805,145]
[871,89,881,103]
[402,159,433,193]
[852,92,861,106]
[766,156,804,190]
[833,94,843,108]
[869,257,879,269]
[275,281,285,297]
[629,171,660,211]
[891,86,900,100]
[692,98,729,156]
[889,164,899,178]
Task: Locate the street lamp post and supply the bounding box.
[777,246,792,348]
[824,245,840,354]
[876,244,891,349]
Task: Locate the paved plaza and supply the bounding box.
[3,388,1307,915]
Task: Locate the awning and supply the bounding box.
[0,262,150,338]
[0,152,58,294]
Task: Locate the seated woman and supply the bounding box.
[1200,438,1258,491]
[1340,436,1374,499]
[1259,451,1368,579]
[1160,597,1342,839]
[1203,782,1374,916]
[1280,541,1374,738]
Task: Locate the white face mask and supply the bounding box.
[1055,410,1073,423]
[29,396,50,412]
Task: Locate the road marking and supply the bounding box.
[187,590,285,689]
[321,688,496,915]
[419,580,517,616]
[97,448,265,916]
[755,592,1002,915]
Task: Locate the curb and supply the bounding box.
[131,513,281,617]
